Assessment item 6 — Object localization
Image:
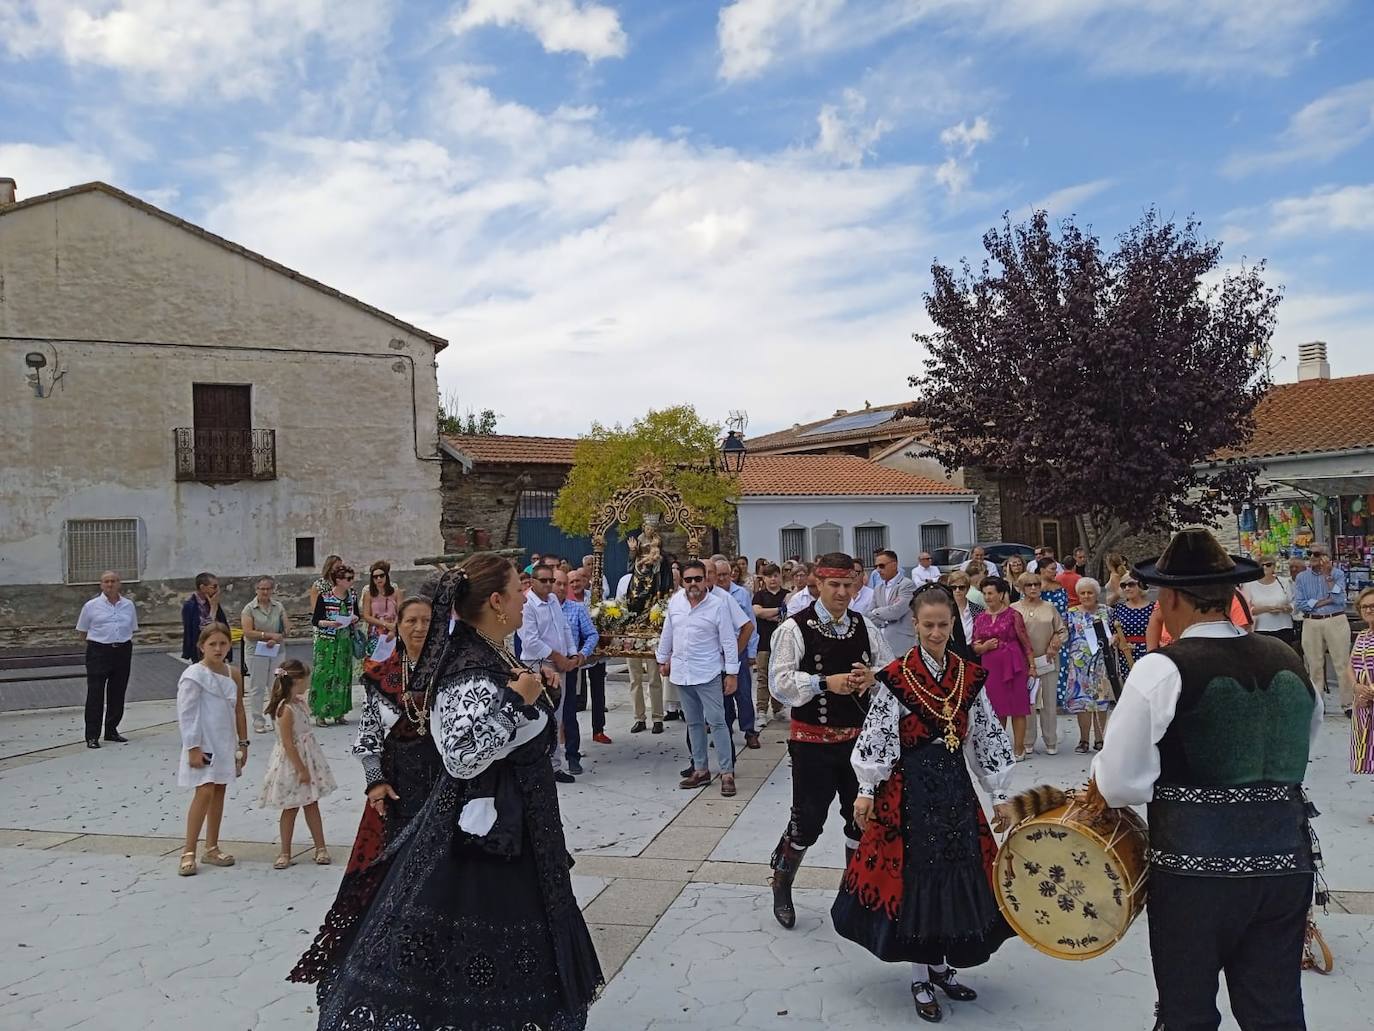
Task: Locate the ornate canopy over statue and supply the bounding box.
[587,466,707,657]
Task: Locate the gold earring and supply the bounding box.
[496,609,508,626]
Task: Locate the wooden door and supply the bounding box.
[192,384,252,481]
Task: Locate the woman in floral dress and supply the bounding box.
[1110,575,1155,683]
[310,565,358,726]
[1039,562,1071,708]
[1064,578,1120,753]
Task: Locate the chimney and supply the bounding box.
[1297,341,1331,382]
[0,178,15,206]
[833,408,848,417]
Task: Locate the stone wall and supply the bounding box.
[0,571,440,651]
[440,460,570,551]
[962,466,1003,542]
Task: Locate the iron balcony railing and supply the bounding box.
[173,427,277,483]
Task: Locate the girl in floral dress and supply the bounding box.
[259,659,337,868]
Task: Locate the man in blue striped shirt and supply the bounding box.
[1293,547,1355,714]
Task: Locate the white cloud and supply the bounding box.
[1031,178,1114,216]
[199,93,936,435]
[1225,78,1374,176]
[1271,286,1374,381]
[815,88,891,167]
[0,0,389,101]
[934,157,971,197]
[451,0,627,61]
[0,142,116,197]
[1270,183,1374,235]
[715,0,1333,82]
[939,116,992,156]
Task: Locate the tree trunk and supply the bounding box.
[1077,514,1129,580]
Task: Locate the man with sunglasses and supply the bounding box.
[1294,547,1356,715]
[766,551,894,929]
[521,563,581,782]
[867,550,917,656]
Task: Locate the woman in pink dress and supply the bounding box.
[973,576,1036,760]
[1349,586,1374,822]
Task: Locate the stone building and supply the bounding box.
[0,180,447,644]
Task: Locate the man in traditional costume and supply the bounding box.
[831,583,1017,1023]
[1092,529,1324,1031]
[767,552,894,929]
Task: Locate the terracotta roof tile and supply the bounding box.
[1235,374,1374,459]
[443,434,578,465]
[739,455,971,497]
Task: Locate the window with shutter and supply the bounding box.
[853,524,889,563]
[779,526,807,561]
[812,522,843,558]
[920,522,951,555]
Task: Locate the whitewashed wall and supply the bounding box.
[736,496,977,566]
[0,189,444,585]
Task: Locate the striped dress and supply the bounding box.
[1352,629,1374,776]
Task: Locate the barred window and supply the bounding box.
[779,525,807,561]
[65,519,139,584]
[920,522,951,555]
[853,524,889,563]
[812,522,843,558]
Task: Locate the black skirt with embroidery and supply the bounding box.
[312,718,603,1030]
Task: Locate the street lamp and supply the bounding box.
[720,430,747,474]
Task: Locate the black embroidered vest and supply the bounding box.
[789,602,873,730]
[1147,632,1317,877]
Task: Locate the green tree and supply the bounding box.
[552,406,738,537]
[438,391,499,436]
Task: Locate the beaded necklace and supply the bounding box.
[396,655,430,735]
[898,649,966,752]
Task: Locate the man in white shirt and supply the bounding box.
[617,569,669,729]
[76,571,139,749]
[786,564,818,617]
[521,563,581,781]
[971,545,998,577]
[911,550,943,585]
[1091,530,1321,1031]
[657,560,740,796]
[849,559,875,615]
[866,549,918,656]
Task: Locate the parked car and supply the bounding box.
[932,542,1036,574]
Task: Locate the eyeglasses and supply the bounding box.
[534,576,555,584]
[1359,603,1374,612]
[1121,580,1139,587]
[372,572,387,579]
[952,585,969,591]
[1261,562,1275,568]
[682,575,704,583]
[338,575,354,582]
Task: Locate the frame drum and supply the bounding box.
[994,801,1148,960]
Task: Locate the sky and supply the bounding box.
[2,1,1372,437]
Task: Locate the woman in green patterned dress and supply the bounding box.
[310,564,358,726]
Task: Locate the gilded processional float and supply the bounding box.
[586,467,707,658]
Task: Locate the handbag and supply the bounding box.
[352,625,368,660]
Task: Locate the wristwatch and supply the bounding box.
[238,739,251,748]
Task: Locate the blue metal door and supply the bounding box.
[515,491,630,592]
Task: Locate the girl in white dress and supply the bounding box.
[176,623,247,877]
[259,658,337,868]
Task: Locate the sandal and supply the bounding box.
[1074,741,1090,754]
[1093,741,1104,751]
[178,849,197,877]
[273,853,292,870]
[313,847,332,866]
[201,845,235,867]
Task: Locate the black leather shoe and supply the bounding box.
[663,710,682,721]
[680,764,695,779]
[912,982,942,1023]
[630,720,647,733]
[930,967,977,1002]
[652,721,664,734]
[568,758,584,775]
[86,738,101,749]
[553,771,576,784]
[104,732,129,743]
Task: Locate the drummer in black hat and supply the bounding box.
[1090,528,1324,1031]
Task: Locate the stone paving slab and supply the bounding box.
[587,882,1374,1030]
[0,847,609,1031]
[0,699,179,759]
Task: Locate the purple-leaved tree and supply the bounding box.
[903,209,1278,574]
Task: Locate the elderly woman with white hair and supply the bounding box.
[1063,577,1121,753]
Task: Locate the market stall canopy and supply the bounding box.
[1268,476,1374,498]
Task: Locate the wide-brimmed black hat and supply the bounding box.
[1133,528,1262,588]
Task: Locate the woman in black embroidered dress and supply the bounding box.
[293,554,603,1030]
[289,595,442,986]
[832,586,1017,1024]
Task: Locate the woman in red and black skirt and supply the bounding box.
[832,585,1017,1024]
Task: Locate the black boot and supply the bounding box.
[769,836,806,929]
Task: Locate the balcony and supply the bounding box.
[174,427,277,483]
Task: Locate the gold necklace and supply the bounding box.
[473,626,554,708]
[898,652,966,753]
[396,656,430,735]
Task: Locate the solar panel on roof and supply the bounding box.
[798,410,896,437]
